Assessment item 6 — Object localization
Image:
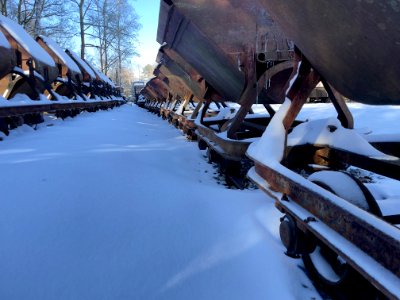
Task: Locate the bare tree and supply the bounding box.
[2,0,73,44]
[2,0,141,91]
[0,0,8,16]
[69,0,93,59]
[86,0,140,83]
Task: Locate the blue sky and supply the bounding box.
[131,0,160,69]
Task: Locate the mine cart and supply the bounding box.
[133,81,145,103]
[246,1,400,298]
[143,78,169,114]
[155,48,206,131]
[83,59,118,99]
[0,15,58,100]
[0,30,15,91]
[36,36,83,99]
[65,49,96,98]
[157,0,294,187]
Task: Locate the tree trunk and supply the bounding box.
[115,0,122,86]
[79,0,85,59]
[0,0,8,16]
[17,0,23,24]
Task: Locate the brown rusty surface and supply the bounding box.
[276,200,399,299]
[0,27,58,84]
[0,46,14,80]
[36,37,82,83]
[158,3,244,102]
[161,0,291,58]
[142,86,157,100]
[157,52,205,99]
[154,66,189,99]
[321,80,354,129]
[196,124,250,160]
[316,146,400,181]
[0,100,122,118]
[155,57,204,100]
[65,50,93,83]
[157,46,203,85]
[282,54,320,130]
[254,161,400,279]
[257,0,400,104]
[145,78,169,101]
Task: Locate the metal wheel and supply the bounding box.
[303,171,380,288]
[206,147,218,164]
[303,240,350,286]
[197,139,207,150]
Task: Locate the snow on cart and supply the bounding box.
[0,15,124,136]
[246,0,400,298]
[156,0,299,188]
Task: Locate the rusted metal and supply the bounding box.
[196,124,251,161]
[282,53,320,131]
[156,50,205,100]
[65,49,93,84]
[316,147,400,181]
[320,80,354,129]
[162,0,292,60]
[154,66,189,100]
[145,77,169,102]
[0,100,123,118]
[247,50,400,297]
[158,0,293,105]
[256,0,400,104]
[253,160,400,298]
[0,34,14,80]
[0,28,58,84]
[36,36,82,84]
[225,53,293,139]
[0,21,58,99]
[158,2,244,102]
[157,45,204,86]
[276,199,399,299]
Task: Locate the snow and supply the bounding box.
[248,102,400,164]
[0,105,320,299]
[0,92,122,106]
[81,58,116,87]
[90,66,116,87]
[308,170,370,210]
[287,117,394,160]
[66,49,96,79]
[247,98,291,164]
[280,200,400,297]
[246,97,400,296]
[38,36,81,74]
[0,15,55,67]
[0,30,10,48]
[175,102,186,115]
[289,102,400,137]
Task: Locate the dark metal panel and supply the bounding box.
[154,65,189,98]
[254,161,400,279]
[158,1,244,102]
[170,0,290,57]
[157,54,204,99]
[146,78,169,101]
[257,0,400,104]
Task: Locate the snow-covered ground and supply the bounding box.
[0,104,320,299]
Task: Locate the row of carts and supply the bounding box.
[138,0,400,299]
[0,15,125,135]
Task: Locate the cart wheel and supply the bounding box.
[198,139,207,150]
[219,159,241,176]
[303,171,380,291]
[207,147,218,164]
